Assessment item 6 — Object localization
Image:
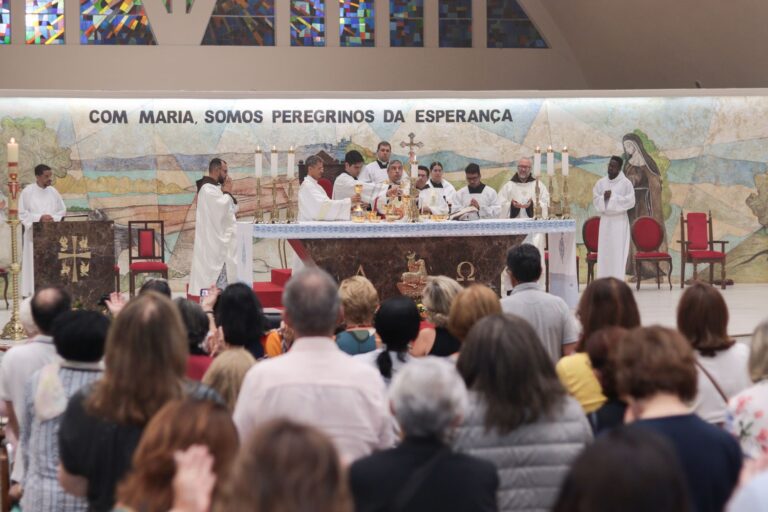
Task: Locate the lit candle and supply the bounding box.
[7,137,18,164]
[533,147,541,177]
[562,147,569,177]
[255,146,262,178]
[286,146,295,179]
[411,159,418,179]
[270,146,278,179]
[546,146,554,176]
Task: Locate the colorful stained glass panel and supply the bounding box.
[486,0,526,19]
[291,0,324,46]
[81,0,146,16]
[26,12,63,43]
[212,0,273,16]
[439,0,470,19]
[340,0,373,47]
[81,13,157,44]
[202,15,274,45]
[486,0,547,48]
[390,18,422,47]
[1,0,11,44]
[27,0,63,14]
[439,0,471,47]
[391,0,422,19]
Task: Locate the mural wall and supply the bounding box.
[0,95,766,288]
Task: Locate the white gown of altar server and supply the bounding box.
[19,184,66,297]
[359,161,389,184]
[332,172,379,205]
[189,183,238,294]
[298,176,351,222]
[454,184,500,219]
[497,179,550,292]
[418,181,456,215]
[592,172,636,280]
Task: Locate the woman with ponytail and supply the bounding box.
[355,296,421,385]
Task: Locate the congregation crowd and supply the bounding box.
[1,242,767,512]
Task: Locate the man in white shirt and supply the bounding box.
[359,141,392,185]
[418,162,456,215]
[189,158,238,294]
[592,156,636,280]
[233,267,395,463]
[299,155,358,222]
[332,150,378,207]
[454,163,500,219]
[500,244,579,364]
[0,287,69,488]
[19,164,67,297]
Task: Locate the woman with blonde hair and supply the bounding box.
[410,276,463,357]
[336,276,379,355]
[202,348,257,412]
[448,284,501,343]
[215,418,352,512]
[116,399,239,512]
[727,319,768,457]
[58,292,220,512]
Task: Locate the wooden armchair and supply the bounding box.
[678,211,728,289]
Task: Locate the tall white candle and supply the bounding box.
[533,147,541,177]
[7,137,18,164]
[411,159,418,179]
[255,146,262,178]
[270,146,278,179]
[286,146,295,179]
[562,147,569,176]
[546,146,555,176]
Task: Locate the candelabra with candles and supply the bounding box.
[254,145,296,223]
[2,138,24,341]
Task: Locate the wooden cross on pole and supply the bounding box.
[400,132,424,164]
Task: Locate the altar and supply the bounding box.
[243,219,578,307]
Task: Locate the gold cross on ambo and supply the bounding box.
[58,235,91,283]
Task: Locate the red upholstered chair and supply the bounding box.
[128,221,168,297]
[318,178,333,198]
[582,216,600,285]
[678,211,728,289]
[0,267,7,308]
[631,216,672,290]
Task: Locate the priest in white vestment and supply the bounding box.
[454,163,500,219]
[373,160,409,216]
[359,141,392,184]
[332,150,379,206]
[418,162,456,215]
[189,158,238,295]
[19,164,67,297]
[497,158,549,293]
[299,155,354,222]
[593,156,636,280]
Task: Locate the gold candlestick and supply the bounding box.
[3,160,25,341]
[286,179,295,223]
[533,176,543,219]
[270,178,278,223]
[562,174,571,219]
[254,177,264,224]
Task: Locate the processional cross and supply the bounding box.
[58,235,91,283]
[400,133,424,164]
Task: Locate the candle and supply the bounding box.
[270,146,278,179]
[286,146,295,179]
[546,146,554,176]
[533,147,541,177]
[255,146,262,178]
[7,137,18,164]
[562,147,569,177]
[411,159,418,179]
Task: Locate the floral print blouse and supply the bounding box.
[726,381,768,458]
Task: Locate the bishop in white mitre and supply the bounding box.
[299,156,352,222]
[332,150,379,206]
[593,156,636,280]
[454,164,500,219]
[189,158,239,294]
[418,162,456,215]
[19,165,67,297]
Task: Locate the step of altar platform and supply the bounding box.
[253,269,292,308]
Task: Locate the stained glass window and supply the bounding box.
[340,0,373,47]
[487,0,546,48]
[0,0,10,44]
[81,0,157,45]
[439,0,470,48]
[26,0,64,44]
[291,0,324,47]
[390,0,422,47]
[202,0,274,46]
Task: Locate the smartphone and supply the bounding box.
[200,289,210,297]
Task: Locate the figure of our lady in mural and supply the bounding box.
[622,133,668,278]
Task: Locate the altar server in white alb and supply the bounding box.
[454,163,500,219]
[299,155,358,222]
[189,158,238,294]
[418,161,456,215]
[19,164,66,297]
[359,141,392,184]
[592,155,636,280]
[332,150,378,207]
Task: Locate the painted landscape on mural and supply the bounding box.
[0,96,766,286]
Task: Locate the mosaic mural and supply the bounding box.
[290,0,324,47]
[26,0,64,44]
[0,95,767,287]
[439,0,471,47]
[80,0,156,45]
[340,0,373,47]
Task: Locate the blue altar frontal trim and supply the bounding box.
[251,219,576,239]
